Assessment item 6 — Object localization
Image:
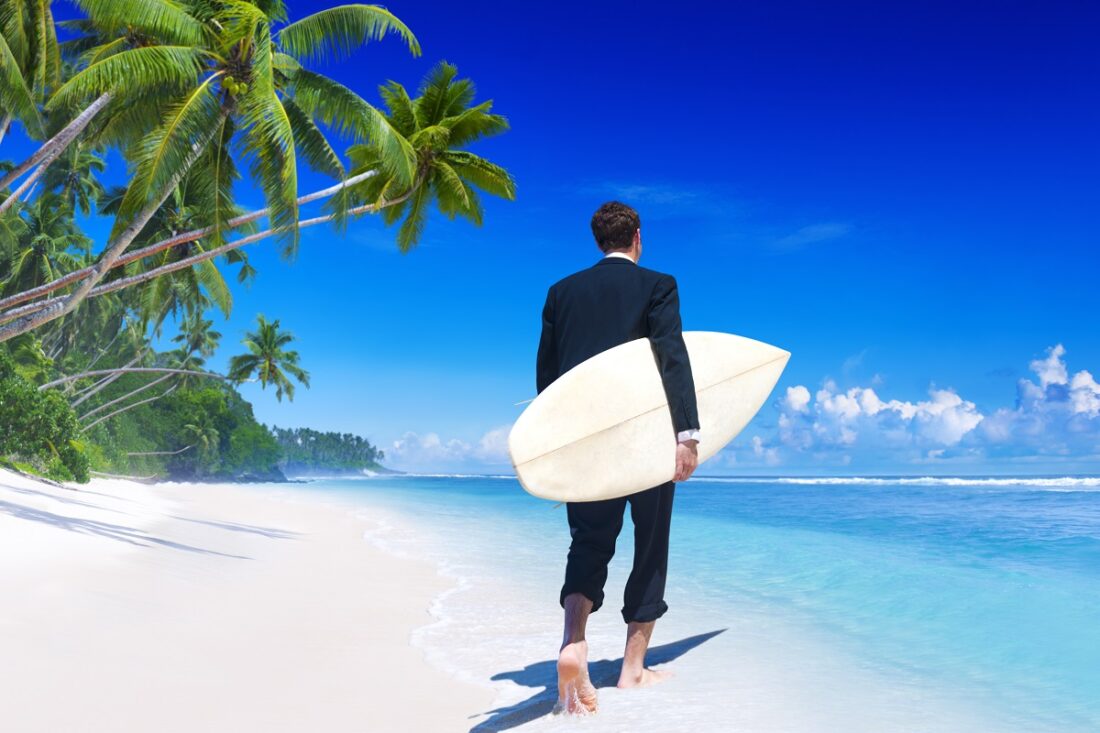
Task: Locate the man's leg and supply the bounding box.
[556,497,626,713]
[618,481,675,688]
[557,593,597,713]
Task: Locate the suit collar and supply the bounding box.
[597,254,636,266]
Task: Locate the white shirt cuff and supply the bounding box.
[677,429,700,443]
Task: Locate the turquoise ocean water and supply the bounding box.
[267,475,1100,732]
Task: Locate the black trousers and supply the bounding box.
[559,481,675,623]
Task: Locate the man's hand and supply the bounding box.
[674,439,698,482]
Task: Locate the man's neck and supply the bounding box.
[604,250,637,263]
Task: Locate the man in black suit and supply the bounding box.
[535,201,701,714]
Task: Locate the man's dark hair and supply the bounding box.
[590,201,640,253]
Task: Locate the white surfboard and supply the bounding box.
[508,332,789,502]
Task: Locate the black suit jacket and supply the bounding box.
[536,257,700,435]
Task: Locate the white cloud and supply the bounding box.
[787,381,983,450]
[758,344,1099,468]
[979,345,1100,456]
[474,425,512,463]
[387,424,513,472]
[1029,344,1068,388]
[751,435,781,465]
[1070,370,1100,418]
[783,385,811,413]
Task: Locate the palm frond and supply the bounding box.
[287,68,415,187]
[415,62,470,126]
[111,72,226,239]
[444,151,516,200]
[30,0,61,99]
[378,79,417,136]
[441,101,509,147]
[0,0,30,62]
[409,124,450,150]
[277,4,420,63]
[93,92,171,148]
[238,24,299,256]
[191,245,232,317]
[282,95,344,179]
[431,159,469,212]
[0,31,44,137]
[395,180,430,252]
[72,0,204,46]
[47,45,205,110]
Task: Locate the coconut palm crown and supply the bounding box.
[50,0,422,257]
[345,61,516,252]
[227,313,308,402]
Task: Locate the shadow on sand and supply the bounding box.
[171,515,303,539]
[0,499,252,559]
[469,629,726,732]
[2,482,129,513]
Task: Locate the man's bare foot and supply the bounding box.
[555,641,598,714]
[616,666,673,689]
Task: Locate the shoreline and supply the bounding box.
[305,474,1064,733]
[0,468,493,732]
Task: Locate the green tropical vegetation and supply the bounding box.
[272,426,386,477]
[0,1,514,483]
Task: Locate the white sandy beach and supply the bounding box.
[0,468,492,732]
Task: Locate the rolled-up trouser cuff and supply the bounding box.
[560,586,604,614]
[622,600,668,623]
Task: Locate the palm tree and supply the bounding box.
[41,142,105,216]
[182,421,219,463]
[170,310,221,390]
[173,311,220,359]
[0,0,421,342]
[0,0,58,143]
[345,62,516,251]
[227,314,308,402]
[2,193,88,296]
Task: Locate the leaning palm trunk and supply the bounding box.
[78,372,175,421]
[80,323,128,375]
[70,351,145,406]
[0,93,111,213]
[0,185,416,327]
[81,383,179,432]
[0,115,11,145]
[91,470,161,481]
[0,108,228,343]
[0,169,377,313]
[66,189,418,300]
[3,160,49,211]
[41,367,230,391]
[126,445,193,457]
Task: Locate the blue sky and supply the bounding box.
[10,0,1100,474]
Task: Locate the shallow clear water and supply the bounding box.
[274,475,1100,732]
